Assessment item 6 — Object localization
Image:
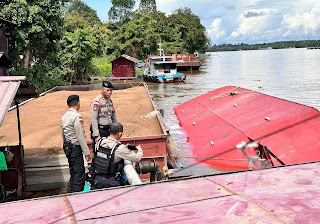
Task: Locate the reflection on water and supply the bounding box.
[147,48,320,175]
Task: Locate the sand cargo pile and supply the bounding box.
[1,83,176,193]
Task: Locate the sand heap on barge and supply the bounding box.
[0,86,161,156]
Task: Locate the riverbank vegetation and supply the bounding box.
[0,0,210,91]
[209,40,320,52]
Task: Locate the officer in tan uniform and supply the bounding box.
[91,122,143,189]
[61,95,91,193]
[90,81,117,149]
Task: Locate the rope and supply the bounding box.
[205,91,254,95]
[180,156,248,161]
[209,86,240,101]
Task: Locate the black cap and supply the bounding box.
[102,81,114,89]
[67,95,79,104]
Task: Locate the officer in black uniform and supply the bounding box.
[90,81,117,150]
[61,95,91,193]
[91,122,143,190]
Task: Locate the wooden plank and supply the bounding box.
[25,166,70,191]
[24,154,68,168]
[26,182,68,192]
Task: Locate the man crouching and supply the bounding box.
[91,122,143,189]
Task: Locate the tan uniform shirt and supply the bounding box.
[61,109,90,156]
[90,94,117,137]
[100,136,143,163]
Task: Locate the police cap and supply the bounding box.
[67,95,79,104]
[102,81,114,89]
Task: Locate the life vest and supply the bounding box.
[93,137,121,175]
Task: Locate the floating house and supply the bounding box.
[172,53,201,71]
[111,54,139,78]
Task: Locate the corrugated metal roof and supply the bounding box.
[0,76,38,127]
[1,161,320,222]
[112,54,139,63]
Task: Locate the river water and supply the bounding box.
[146,48,320,175]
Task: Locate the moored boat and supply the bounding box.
[1,160,320,223]
[174,86,320,171]
[0,77,179,202]
[143,55,186,82]
[172,53,201,71]
[143,42,186,83]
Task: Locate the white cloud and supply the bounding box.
[208,18,227,41]
[228,9,283,42]
[86,0,320,44]
[281,3,320,38]
[211,2,320,44]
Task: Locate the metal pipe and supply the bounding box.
[123,160,142,185]
[15,101,22,147]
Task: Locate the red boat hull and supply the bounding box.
[174,86,320,170]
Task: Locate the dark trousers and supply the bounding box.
[91,124,110,152]
[91,173,121,190]
[67,145,86,193]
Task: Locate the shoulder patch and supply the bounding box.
[78,116,84,128]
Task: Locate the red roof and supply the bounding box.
[112,54,139,63]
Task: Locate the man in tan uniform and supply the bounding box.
[91,122,143,189]
[61,95,91,193]
[90,81,117,149]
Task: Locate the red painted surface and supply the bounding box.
[1,162,320,223]
[174,86,320,170]
[172,54,197,62]
[0,145,24,195]
[87,135,170,180]
[112,55,138,77]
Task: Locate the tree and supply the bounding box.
[66,0,100,25]
[138,0,157,14]
[0,0,68,69]
[170,7,210,53]
[108,0,135,23]
[60,27,100,83]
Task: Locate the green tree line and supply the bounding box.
[210,40,320,52]
[0,0,210,91]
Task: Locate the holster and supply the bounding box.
[63,141,73,157]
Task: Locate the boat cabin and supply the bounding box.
[143,56,186,82]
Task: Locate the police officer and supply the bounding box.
[91,122,143,190]
[90,81,117,148]
[61,95,91,193]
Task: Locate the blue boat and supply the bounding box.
[143,43,186,83]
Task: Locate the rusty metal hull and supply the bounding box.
[1,162,320,223]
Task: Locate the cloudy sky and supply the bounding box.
[83,0,320,44]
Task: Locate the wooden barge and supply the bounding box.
[0,77,178,201]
